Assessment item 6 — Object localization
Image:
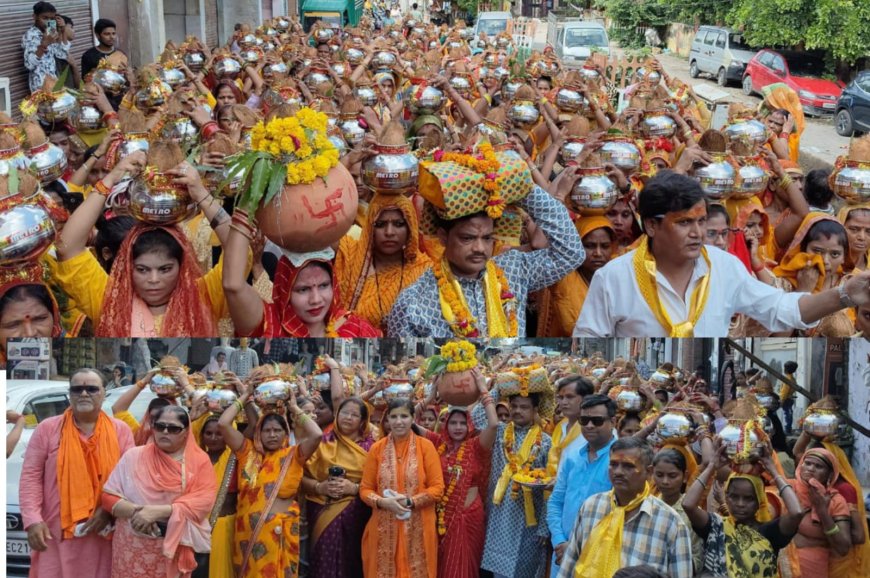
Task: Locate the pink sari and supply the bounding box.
[102,434,216,578]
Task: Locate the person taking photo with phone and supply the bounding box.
[22,1,71,94]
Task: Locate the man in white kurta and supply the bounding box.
[574,170,870,337]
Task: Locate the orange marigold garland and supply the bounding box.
[433,259,518,338]
[432,141,504,218]
[436,440,467,536]
[511,364,542,397]
[503,422,543,500]
[494,264,519,336]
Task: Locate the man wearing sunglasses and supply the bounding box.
[19,368,135,578]
[557,437,694,578]
[548,394,618,575]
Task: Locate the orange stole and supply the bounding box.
[536,271,588,337]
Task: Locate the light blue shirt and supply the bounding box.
[547,434,617,547]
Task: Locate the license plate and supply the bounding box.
[6,538,31,555]
[822,102,836,109]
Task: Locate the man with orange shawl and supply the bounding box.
[20,368,135,578]
[102,405,216,578]
[335,193,432,332]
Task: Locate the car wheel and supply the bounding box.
[835,109,854,137]
[742,75,753,96]
[689,61,699,78]
[717,68,727,87]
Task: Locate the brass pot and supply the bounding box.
[0,204,56,266]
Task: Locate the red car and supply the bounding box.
[742,49,844,117]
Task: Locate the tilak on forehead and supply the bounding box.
[661,201,707,226]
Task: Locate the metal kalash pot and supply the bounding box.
[254,378,296,410]
[346,48,365,66]
[72,104,105,134]
[614,387,644,412]
[135,81,172,110]
[183,50,206,73]
[718,419,764,464]
[802,409,840,439]
[408,83,445,115]
[119,132,151,160]
[160,117,199,146]
[830,160,870,203]
[724,119,768,146]
[338,114,366,147]
[205,389,238,412]
[213,57,242,80]
[509,100,540,130]
[656,412,694,444]
[570,167,618,216]
[91,68,127,95]
[28,141,67,184]
[640,110,677,138]
[160,66,187,90]
[501,79,524,103]
[0,145,30,177]
[362,143,419,195]
[693,153,737,201]
[560,139,585,166]
[305,69,333,92]
[372,51,397,68]
[0,204,56,266]
[449,76,473,98]
[37,90,78,124]
[354,85,377,107]
[128,171,196,225]
[599,137,641,172]
[732,156,770,199]
[556,88,588,114]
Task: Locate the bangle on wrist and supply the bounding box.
[824,524,841,536]
[94,179,112,196]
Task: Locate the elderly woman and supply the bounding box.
[102,405,216,578]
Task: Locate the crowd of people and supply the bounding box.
[3,2,870,354]
[11,347,869,578]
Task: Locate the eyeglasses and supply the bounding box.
[70,385,101,395]
[153,422,186,435]
[579,416,608,427]
[706,228,730,240]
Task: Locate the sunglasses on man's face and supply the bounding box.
[70,385,101,395]
[153,422,186,435]
[579,416,608,427]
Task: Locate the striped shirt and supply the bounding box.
[557,491,694,578]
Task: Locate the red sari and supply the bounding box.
[426,409,490,578]
[253,254,380,337]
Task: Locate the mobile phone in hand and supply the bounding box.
[46,20,57,34]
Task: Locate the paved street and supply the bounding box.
[527,19,847,169]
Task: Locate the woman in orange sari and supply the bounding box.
[217,381,323,578]
[781,448,853,577]
[101,405,216,578]
[335,193,432,332]
[360,398,445,578]
[536,217,614,336]
[301,396,375,577]
[839,204,870,271]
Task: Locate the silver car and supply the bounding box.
[689,26,758,87]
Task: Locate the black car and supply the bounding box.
[835,70,870,136]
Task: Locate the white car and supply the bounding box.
[5,380,155,576]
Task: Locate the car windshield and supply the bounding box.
[479,19,507,36]
[784,53,826,77]
[728,33,752,51]
[565,29,607,48]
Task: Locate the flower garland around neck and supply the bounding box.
[432,141,504,218]
[503,422,543,495]
[511,363,542,397]
[436,439,467,536]
[433,259,517,338]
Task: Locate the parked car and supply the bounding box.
[688,26,757,87]
[473,11,512,41]
[835,70,870,136]
[5,381,155,577]
[547,18,609,66]
[742,49,843,117]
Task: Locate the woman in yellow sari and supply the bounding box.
[335,193,432,331]
[218,382,323,578]
[301,396,375,577]
[536,217,614,336]
[195,414,237,578]
[773,213,854,335]
[839,204,870,271]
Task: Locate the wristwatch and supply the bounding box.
[837,284,856,309]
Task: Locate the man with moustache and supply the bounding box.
[547,394,618,577]
[480,393,553,578]
[575,170,870,337]
[557,437,694,578]
[20,368,135,578]
[387,185,584,337]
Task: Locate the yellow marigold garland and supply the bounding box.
[511,363,542,397]
[431,141,504,218]
[441,341,478,373]
[503,422,543,499]
[433,259,517,338]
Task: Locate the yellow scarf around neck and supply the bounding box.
[547,419,582,478]
[573,482,653,578]
[493,423,542,526]
[633,237,711,337]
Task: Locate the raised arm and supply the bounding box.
[475,367,500,451]
[288,390,322,459]
[218,377,249,451]
[112,369,156,415]
[222,210,266,335]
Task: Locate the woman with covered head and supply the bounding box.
[335,134,432,330]
[0,265,63,365]
[536,217,615,336]
[54,145,234,336]
[682,440,803,577]
[101,405,217,578]
[217,375,323,578]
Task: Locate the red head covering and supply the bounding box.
[261,250,380,338]
[97,224,217,337]
[0,261,63,338]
